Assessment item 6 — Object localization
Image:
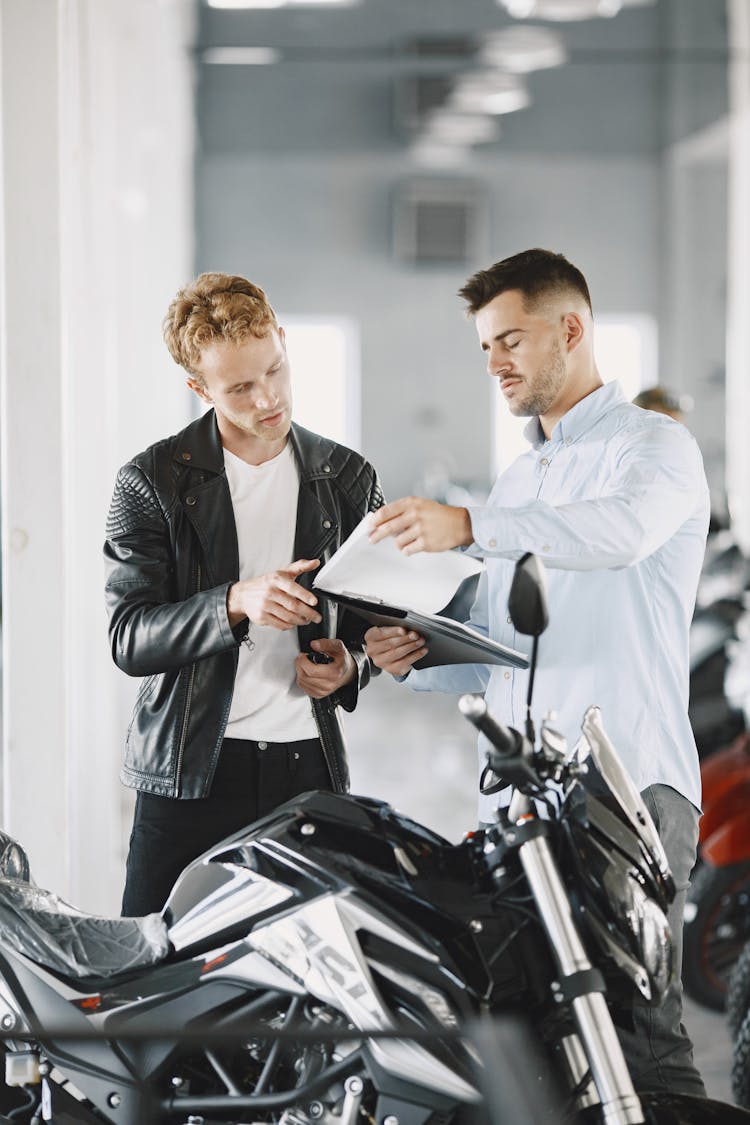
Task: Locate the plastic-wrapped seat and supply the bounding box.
[0,830,169,980]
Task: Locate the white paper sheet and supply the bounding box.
[314,513,483,614]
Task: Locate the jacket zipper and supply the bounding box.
[174,564,200,795]
[313,700,344,792]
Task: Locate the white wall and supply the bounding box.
[0,0,195,912]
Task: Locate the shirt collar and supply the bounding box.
[523,380,626,449]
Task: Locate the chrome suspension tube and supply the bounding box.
[518,831,645,1125]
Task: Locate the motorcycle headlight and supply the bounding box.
[601,864,673,1002]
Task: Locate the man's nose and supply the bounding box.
[487,348,511,377]
[255,382,279,410]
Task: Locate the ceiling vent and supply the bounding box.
[393,179,488,265]
[393,75,455,134]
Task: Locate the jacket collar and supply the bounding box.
[171,409,225,473]
[172,409,339,480]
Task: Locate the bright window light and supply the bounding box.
[594,314,658,402]
[281,317,361,451]
[493,313,658,475]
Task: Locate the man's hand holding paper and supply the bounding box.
[364,497,474,674]
[312,510,526,674]
[368,497,473,555]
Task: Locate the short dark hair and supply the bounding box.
[459,248,593,316]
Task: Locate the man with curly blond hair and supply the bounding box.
[105,272,383,916]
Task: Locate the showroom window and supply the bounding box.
[493,314,658,475]
[281,317,361,451]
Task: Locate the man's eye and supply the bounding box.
[506,340,520,350]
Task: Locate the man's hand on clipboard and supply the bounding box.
[364,625,427,676]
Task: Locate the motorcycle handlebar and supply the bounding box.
[458,695,521,757]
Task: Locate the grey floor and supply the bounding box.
[346,673,735,1105]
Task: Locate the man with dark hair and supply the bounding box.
[105,272,383,917]
[364,248,709,1097]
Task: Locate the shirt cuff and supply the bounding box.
[466,506,513,555]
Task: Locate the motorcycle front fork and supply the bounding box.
[508,797,645,1125]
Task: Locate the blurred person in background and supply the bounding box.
[104,272,382,917]
[633,385,693,425]
[364,248,709,1099]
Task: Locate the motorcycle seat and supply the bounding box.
[0,876,170,980]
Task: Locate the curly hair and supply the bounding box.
[459,248,592,317]
[163,272,279,376]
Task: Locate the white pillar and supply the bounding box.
[1,0,195,912]
[726,0,750,552]
[0,0,69,894]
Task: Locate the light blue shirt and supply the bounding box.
[408,381,710,819]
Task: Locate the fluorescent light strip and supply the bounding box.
[202,46,281,64]
[207,0,358,8]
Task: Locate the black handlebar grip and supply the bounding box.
[459,694,520,757]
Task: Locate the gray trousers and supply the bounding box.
[615,783,706,1097]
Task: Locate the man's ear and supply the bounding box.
[278,325,286,349]
[562,311,585,354]
[187,377,212,404]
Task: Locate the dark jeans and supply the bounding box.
[121,736,330,917]
[616,784,707,1098]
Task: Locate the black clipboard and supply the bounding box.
[315,588,529,671]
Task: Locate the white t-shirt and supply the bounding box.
[224,442,318,742]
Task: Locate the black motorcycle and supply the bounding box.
[0,555,745,1124]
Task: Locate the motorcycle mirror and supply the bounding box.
[508,553,549,637]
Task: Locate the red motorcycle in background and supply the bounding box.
[683,728,750,1010]
[682,538,750,1013]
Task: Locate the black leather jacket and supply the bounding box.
[104,411,383,799]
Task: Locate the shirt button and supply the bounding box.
[540,457,549,466]
[293,752,300,760]
[488,538,497,548]
[323,465,331,474]
[507,615,512,624]
[185,496,196,506]
[322,519,332,529]
[504,671,511,680]
[257,741,268,750]
[181,451,192,461]
[542,545,550,552]
[565,437,572,445]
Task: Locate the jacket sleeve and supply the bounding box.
[333,467,385,712]
[104,464,239,677]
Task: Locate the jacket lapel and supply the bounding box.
[172,411,239,588]
[290,424,339,562]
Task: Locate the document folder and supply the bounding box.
[315,589,529,671]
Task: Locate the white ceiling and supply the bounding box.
[195,0,729,156]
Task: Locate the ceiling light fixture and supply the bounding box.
[497,0,623,19]
[450,72,530,115]
[202,46,282,63]
[410,140,472,169]
[424,110,500,146]
[479,26,567,72]
[207,0,359,8]
[207,0,286,9]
